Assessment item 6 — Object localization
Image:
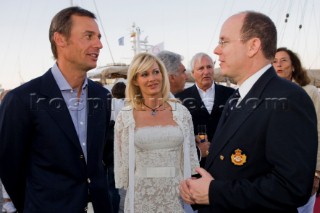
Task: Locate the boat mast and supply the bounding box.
[130,23,151,55]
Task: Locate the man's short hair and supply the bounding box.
[157,51,183,75]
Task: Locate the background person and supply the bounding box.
[0,90,16,213]
[0,7,113,213]
[104,81,127,213]
[273,47,320,213]
[1,183,16,213]
[114,52,199,212]
[156,50,188,96]
[179,11,318,212]
[111,81,127,119]
[175,52,234,167]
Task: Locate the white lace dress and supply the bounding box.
[114,101,199,213]
[132,125,184,212]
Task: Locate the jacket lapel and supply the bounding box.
[39,70,82,152]
[191,85,210,115]
[205,68,277,167]
[86,81,111,154]
[211,84,225,115]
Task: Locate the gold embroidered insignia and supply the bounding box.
[231,149,247,166]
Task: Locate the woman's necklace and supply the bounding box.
[142,102,164,116]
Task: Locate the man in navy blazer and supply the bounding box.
[179,11,318,212]
[0,7,113,213]
[175,53,234,167]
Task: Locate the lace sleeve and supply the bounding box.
[185,108,200,173]
[114,111,130,189]
[175,102,200,175]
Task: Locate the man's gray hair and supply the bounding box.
[190,52,214,73]
[157,50,183,75]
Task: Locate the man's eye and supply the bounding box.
[85,34,92,39]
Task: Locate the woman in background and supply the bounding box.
[114,53,199,213]
[273,47,320,213]
[1,90,17,213]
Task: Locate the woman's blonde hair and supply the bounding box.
[126,52,170,108]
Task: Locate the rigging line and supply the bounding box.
[291,30,300,48]
[259,0,272,14]
[279,0,292,44]
[292,0,308,49]
[268,0,284,43]
[206,0,228,53]
[92,0,115,64]
[17,56,24,84]
[308,0,320,69]
[15,0,31,84]
[279,23,288,45]
[299,0,308,27]
[258,0,267,10]
[185,0,190,61]
[291,0,301,48]
[271,0,285,26]
[300,1,313,67]
[0,0,25,76]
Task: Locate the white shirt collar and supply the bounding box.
[238,64,271,99]
[195,83,215,113]
[195,82,215,96]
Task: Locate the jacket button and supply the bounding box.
[80,155,84,159]
[84,206,88,211]
[87,178,91,183]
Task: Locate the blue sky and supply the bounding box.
[1,0,319,89]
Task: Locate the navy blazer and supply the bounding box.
[198,67,318,213]
[0,70,113,213]
[175,84,234,166]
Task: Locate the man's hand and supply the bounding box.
[195,135,210,157]
[179,179,196,204]
[180,167,214,205]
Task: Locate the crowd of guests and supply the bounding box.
[0,6,320,213]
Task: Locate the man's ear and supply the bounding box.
[247,38,261,58]
[54,32,67,47]
[191,70,195,78]
[169,74,175,82]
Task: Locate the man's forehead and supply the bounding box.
[195,57,212,65]
[220,14,244,37]
[177,63,186,72]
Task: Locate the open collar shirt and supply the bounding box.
[51,63,88,161]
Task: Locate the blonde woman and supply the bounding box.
[114,53,199,213]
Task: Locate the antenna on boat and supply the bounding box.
[130,23,152,55]
[70,0,78,6]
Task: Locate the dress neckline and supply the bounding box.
[135,125,178,131]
